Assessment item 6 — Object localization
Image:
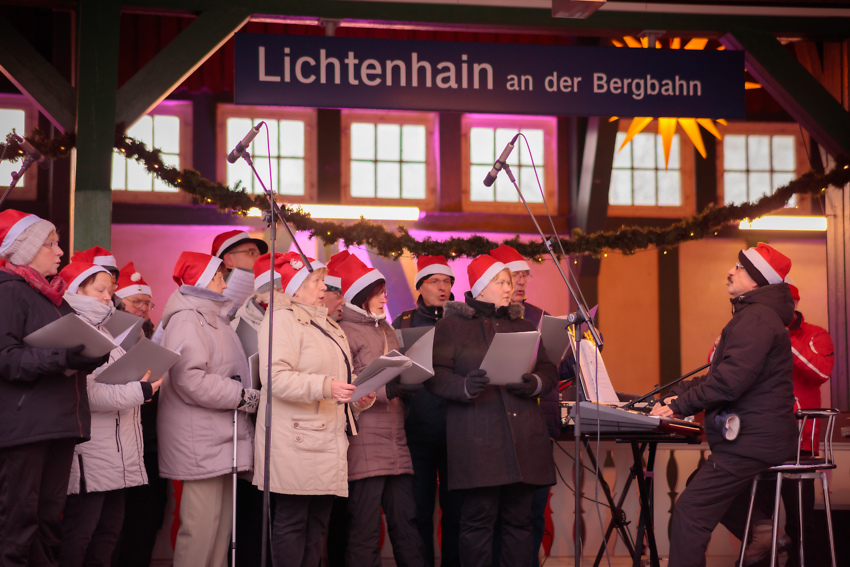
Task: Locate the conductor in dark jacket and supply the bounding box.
[427,255,557,567]
[652,243,797,567]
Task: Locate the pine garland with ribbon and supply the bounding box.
[3,128,849,260]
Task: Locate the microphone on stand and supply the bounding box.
[482,133,519,187]
[226,121,265,164]
[565,311,591,325]
[13,135,51,169]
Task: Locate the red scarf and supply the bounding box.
[2,263,67,306]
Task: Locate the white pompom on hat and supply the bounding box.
[467,255,507,298]
[276,251,326,297]
[172,251,223,288]
[489,244,530,273]
[58,262,111,294]
[115,262,152,298]
[0,209,56,266]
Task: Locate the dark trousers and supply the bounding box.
[234,478,265,567]
[781,478,818,567]
[408,438,462,567]
[670,453,776,567]
[347,474,425,567]
[327,496,349,567]
[111,454,168,567]
[530,487,549,567]
[459,483,536,567]
[0,439,76,567]
[59,489,126,567]
[270,493,333,567]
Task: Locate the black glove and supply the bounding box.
[386,378,422,400]
[506,373,540,398]
[464,369,490,399]
[65,345,109,373]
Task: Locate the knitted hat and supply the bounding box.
[211,230,268,258]
[468,255,508,298]
[58,262,111,294]
[337,255,385,304]
[0,209,56,266]
[414,255,454,289]
[325,250,351,291]
[173,251,223,288]
[489,244,531,273]
[277,251,326,296]
[115,262,152,299]
[785,275,800,302]
[252,252,284,292]
[738,243,791,287]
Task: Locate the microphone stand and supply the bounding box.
[0,155,35,209]
[502,161,601,566]
[236,149,313,567]
[620,362,710,411]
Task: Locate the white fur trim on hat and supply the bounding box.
[471,261,507,298]
[285,260,327,296]
[196,256,223,288]
[324,275,341,289]
[415,264,454,284]
[115,284,152,299]
[0,214,40,255]
[93,254,118,268]
[67,265,111,295]
[343,269,383,303]
[503,259,530,273]
[254,269,282,292]
[742,248,783,285]
[215,232,249,258]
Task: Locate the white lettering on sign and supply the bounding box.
[593,73,702,99]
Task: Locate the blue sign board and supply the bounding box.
[235,34,744,119]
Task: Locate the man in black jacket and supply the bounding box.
[652,243,797,567]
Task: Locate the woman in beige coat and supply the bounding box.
[256,251,373,567]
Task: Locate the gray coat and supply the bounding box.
[339,305,413,481]
[157,286,254,481]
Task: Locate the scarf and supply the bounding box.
[63,292,115,328]
[2,263,67,306]
[345,302,387,327]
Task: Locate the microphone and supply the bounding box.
[226,121,265,164]
[565,311,591,325]
[13,135,50,169]
[482,133,519,187]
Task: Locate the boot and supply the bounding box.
[743,523,785,567]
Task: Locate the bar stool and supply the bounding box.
[737,408,839,567]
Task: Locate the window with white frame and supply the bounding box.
[217,106,316,201]
[111,101,193,202]
[461,114,556,213]
[0,94,39,199]
[607,125,694,218]
[341,110,436,207]
[722,131,798,208]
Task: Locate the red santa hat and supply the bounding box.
[252,252,284,292]
[0,209,56,266]
[70,246,118,270]
[325,250,351,291]
[414,255,454,289]
[468,255,508,298]
[277,251,326,297]
[738,243,791,287]
[211,230,269,258]
[115,262,152,299]
[784,275,800,303]
[58,262,111,295]
[172,251,223,288]
[489,244,531,273]
[337,255,385,304]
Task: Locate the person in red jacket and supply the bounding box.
[782,278,834,567]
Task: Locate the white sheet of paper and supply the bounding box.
[248,352,261,390]
[400,328,435,384]
[24,313,119,358]
[223,268,255,317]
[479,331,540,386]
[236,318,259,357]
[353,352,412,385]
[103,310,145,351]
[395,326,432,354]
[151,321,164,345]
[577,340,619,405]
[95,338,181,385]
[351,364,410,400]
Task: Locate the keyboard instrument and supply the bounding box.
[561,401,703,437]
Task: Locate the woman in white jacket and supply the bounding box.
[56,262,161,567]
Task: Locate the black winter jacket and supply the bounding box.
[426,293,557,490]
[670,283,796,465]
[0,271,90,449]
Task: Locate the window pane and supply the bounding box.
[376,161,400,198]
[723,172,748,204]
[111,153,126,190]
[657,170,681,206]
[469,165,493,201]
[152,115,180,154]
[609,170,633,205]
[249,120,275,158]
[613,133,631,168]
[0,108,26,187]
[772,136,795,171]
[496,128,518,166]
[772,171,794,193]
[470,127,494,164]
[279,158,305,196]
[662,134,680,169]
[402,162,426,199]
[633,170,656,205]
[520,129,544,166]
[127,116,153,145]
[127,159,151,191]
[747,135,770,170]
[748,171,771,200]
[401,125,426,162]
[227,159,253,193]
[153,153,179,192]
[350,123,375,160]
[724,135,747,170]
[376,123,401,162]
[632,134,655,168]
[279,120,304,158]
[519,168,543,203]
[494,176,517,202]
[350,161,375,198]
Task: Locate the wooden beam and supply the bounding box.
[115,7,250,127]
[0,14,75,132]
[721,30,850,157]
[825,185,850,410]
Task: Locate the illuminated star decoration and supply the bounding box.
[610,36,761,169]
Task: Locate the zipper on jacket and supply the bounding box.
[78,454,87,494]
[16,392,27,410]
[115,417,122,453]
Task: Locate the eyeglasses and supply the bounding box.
[380,289,389,298]
[125,298,155,309]
[228,248,260,258]
[513,271,532,282]
[735,262,743,270]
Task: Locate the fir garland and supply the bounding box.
[3,128,848,260]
